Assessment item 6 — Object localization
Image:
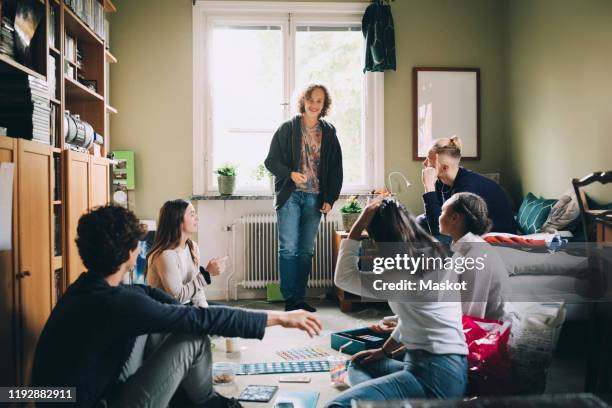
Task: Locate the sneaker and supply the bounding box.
[294,301,317,313]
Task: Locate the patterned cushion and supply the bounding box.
[517,193,558,235]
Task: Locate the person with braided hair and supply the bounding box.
[439,192,506,320]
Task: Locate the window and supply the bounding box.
[193,2,384,194]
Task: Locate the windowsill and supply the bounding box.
[191,192,378,201]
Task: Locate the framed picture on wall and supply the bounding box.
[413,67,480,160]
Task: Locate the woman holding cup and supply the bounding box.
[147,199,227,307]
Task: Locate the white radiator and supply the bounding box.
[237,214,339,289]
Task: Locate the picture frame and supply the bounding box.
[413,67,480,160]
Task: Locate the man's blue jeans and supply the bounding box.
[326,350,467,407]
[276,191,321,304]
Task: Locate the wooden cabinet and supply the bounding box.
[0,137,54,386]
[0,137,17,387]
[65,151,110,285]
[1,0,116,385]
[16,140,54,386]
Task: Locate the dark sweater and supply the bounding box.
[423,167,516,235]
[31,272,267,408]
[265,115,343,210]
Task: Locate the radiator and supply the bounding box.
[237,214,339,289]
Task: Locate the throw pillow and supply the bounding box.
[517,193,557,235]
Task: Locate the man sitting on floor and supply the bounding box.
[32,205,322,408]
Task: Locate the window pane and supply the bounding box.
[210,25,283,190]
[295,26,364,186]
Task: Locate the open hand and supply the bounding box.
[368,319,398,334]
[277,310,322,337]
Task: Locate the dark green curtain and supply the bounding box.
[362,1,396,73]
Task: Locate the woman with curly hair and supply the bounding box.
[265,84,343,312]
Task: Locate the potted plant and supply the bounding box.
[215,164,237,195]
[340,196,362,232]
[254,164,274,192]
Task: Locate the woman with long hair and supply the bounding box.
[327,198,467,407]
[439,192,506,319]
[265,84,343,312]
[146,199,223,307]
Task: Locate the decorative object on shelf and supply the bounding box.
[13,0,45,69]
[63,111,93,149]
[0,16,16,58]
[254,163,273,192]
[413,67,480,160]
[216,163,237,196]
[80,79,97,92]
[339,196,362,232]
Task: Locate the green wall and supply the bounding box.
[506,0,612,203]
[110,0,194,220]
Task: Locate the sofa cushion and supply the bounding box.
[517,193,557,234]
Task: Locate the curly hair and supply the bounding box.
[76,205,146,277]
[297,84,332,118]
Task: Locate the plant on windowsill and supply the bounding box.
[254,164,274,193]
[339,196,362,232]
[215,164,237,196]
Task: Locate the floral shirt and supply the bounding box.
[296,122,322,193]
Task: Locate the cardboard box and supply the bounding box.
[330,327,389,355]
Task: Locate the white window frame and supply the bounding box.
[193,1,384,195]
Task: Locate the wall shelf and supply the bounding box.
[65,76,104,102]
[106,105,118,114]
[105,50,117,64]
[0,54,46,81]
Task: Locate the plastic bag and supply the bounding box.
[462,315,513,396]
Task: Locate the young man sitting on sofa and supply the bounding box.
[419,136,516,240]
[32,205,322,408]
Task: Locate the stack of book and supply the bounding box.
[64,0,105,39]
[0,17,15,58]
[0,74,52,144]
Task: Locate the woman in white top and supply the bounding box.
[146,199,223,307]
[439,192,506,320]
[327,198,467,408]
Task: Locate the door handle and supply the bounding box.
[16,271,31,279]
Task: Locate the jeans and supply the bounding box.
[326,350,467,407]
[105,333,213,407]
[277,191,322,304]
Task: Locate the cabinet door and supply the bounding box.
[90,156,109,207]
[0,136,17,386]
[16,139,53,386]
[65,150,91,285]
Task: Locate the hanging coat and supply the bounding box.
[362,1,397,72]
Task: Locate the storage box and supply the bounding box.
[330,327,390,355]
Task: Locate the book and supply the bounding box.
[274,391,319,408]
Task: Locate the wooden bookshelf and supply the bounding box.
[105,49,117,64]
[64,75,103,101]
[0,0,117,386]
[63,5,103,45]
[0,54,46,81]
